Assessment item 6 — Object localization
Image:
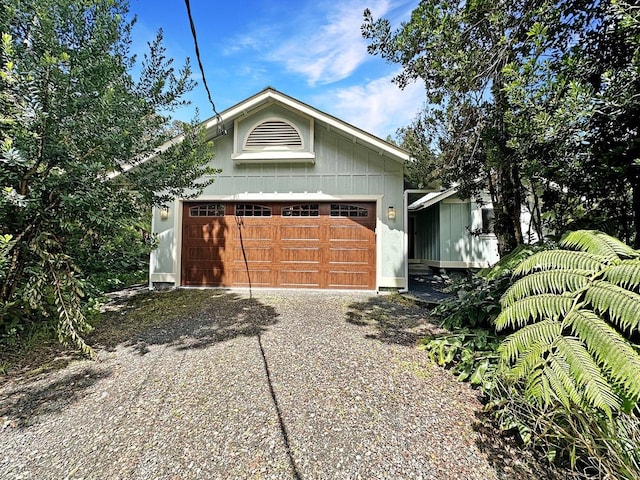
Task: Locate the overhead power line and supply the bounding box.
[184,0,226,135]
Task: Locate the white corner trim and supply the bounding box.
[173,199,183,287]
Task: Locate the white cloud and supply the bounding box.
[318,72,425,139]
[270,0,393,86]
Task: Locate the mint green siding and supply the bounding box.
[151,101,406,288]
[413,207,440,261]
[439,201,471,262]
[411,199,499,268]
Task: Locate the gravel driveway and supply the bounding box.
[0,290,499,479]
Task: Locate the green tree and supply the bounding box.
[501,1,640,244]
[0,0,216,354]
[585,1,640,245]
[362,1,604,254]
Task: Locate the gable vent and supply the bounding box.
[245,120,302,149]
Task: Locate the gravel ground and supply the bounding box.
[0,290,499,479]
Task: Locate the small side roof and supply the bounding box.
[408,186,459,211]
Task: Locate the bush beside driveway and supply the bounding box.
[1,289,505,479]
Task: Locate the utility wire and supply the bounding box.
[184,0,226,134]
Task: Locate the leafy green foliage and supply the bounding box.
[421,273,512,389]
[0,0,216,354]
[419,329,501,389]
[496,230,640,415]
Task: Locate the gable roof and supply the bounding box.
[114,87,410,177]
[204,87,409,163]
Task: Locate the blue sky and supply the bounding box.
[128,0,425,140]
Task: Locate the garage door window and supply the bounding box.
[330,204,369,217]
[282,204,319,217]
[235,204,272,217]
[189,204,225,217]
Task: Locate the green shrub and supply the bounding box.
[420,272,512,389]
[487,377,640,479]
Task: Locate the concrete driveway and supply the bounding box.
[0,290,499,479]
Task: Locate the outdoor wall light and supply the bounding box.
[387,206,396,220]
[160,206,170,220]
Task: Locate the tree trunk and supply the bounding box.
[632,166,640,249]
[491,74,524,256]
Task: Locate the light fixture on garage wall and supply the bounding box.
[160,206,170,220]
[387,206,396,220]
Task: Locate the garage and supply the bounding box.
[149,88,407,291]
[181,202,376,289]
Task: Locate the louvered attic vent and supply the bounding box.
[245,120,302,149]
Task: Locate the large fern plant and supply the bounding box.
[496,230,640,415]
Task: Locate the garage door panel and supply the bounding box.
[187,223,228,243]
[233,224,274,241]
[183,266,226,286]
[328,270,372,289]
[187,246,225,261]
[329,224,374,242]
[328,247,370,265]
[232,246,273,263]
[281,225,321,241]
[281,247,320,263]
[280,269,321,288]
[232,268,273,287]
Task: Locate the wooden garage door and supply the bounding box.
[181,202,376,289]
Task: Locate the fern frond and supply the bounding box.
[510,341,553,378]
[524,368,550,406]
[561,230,639,262]
[555,336,620,414]
[602,260,640,291]
[499,319,562,364]
[565,309,640,400]
[545,352,584,410]
[495,295,574,331]
[520,353,579,410]
[501,270,591,306]
[514,250,606,276]
[584,281,640,334]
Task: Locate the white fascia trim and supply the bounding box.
[185,193,383,202]
[408,186,459,211]
[120,89,409,177]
